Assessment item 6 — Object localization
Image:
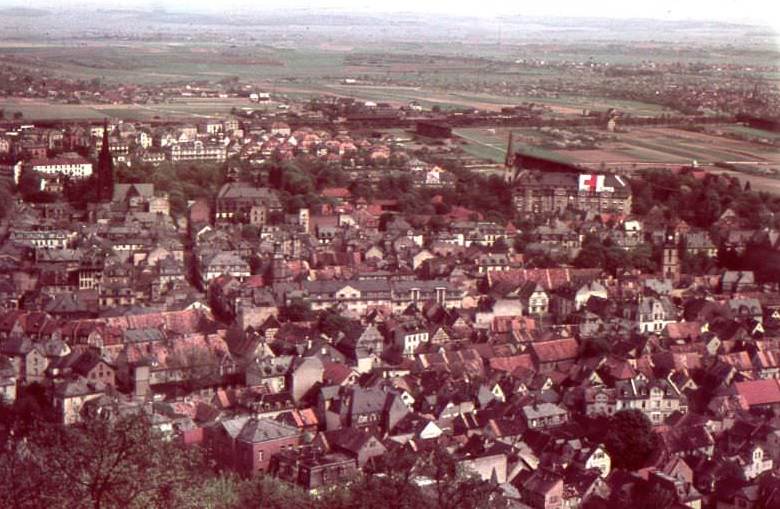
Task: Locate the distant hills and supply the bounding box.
[0,7,49,16]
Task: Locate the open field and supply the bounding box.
[454,127,575,164]
[563,127,780,194]
[586,127,780,166]
[454,125,780,193]
[0,100,105,120]
[456,125,780,165]
[0,43,347,84]
[0,39,694,119]
[0,97,274,121]
[0,83,672,121]
[720,125,780,141]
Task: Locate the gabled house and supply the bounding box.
[530,337,579,373]
[1,336,48,383]
[514,281,550,316]
[317,428,387,467]
[391,321,429,357]
[521,402,569,430]
[337,324,384,373]
[322,386,409,435]
[52,376,106,425]
[517,468,564,509]
[199,252,251,288]
[234,418,302,475]
[632,296,676,334]
[0,355,17,403]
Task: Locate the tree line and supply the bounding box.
[0,387,502,509]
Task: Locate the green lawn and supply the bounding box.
[622,138,729,163]
[723,125,780,141]
[454,127,574,164]
[0,102,104,120]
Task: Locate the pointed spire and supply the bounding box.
[97,118,114,202]
[504,131,514,167]
[505,131,520,183]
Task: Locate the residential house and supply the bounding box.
[215,183,282,224]
[52,376,106,425]
[522,402,569,430]
[234,418,303,475]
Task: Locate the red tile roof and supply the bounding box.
[530,337,579,364]
[103,309,208,335]
[488,268,600,291]
[735,379,780,407]
[666,321,703,340]
[446,206,482,221]
[718,352,754,372]
[489,354,534,374]
[602,358,637,381]
[654,352,703,372]
[322,361,354,385]
[755,351,780,370]
[321,187,352,199]
[244,275,266,289]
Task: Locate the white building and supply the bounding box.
[9,230,76,249]
[167,141,227,163]
[26,155,93,180]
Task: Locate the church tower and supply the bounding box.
[96,118,114,202]
[504,131,521,183]
[504,131,515,183]
[298,208,310,234]
[270,242,293,283]
[661,229,680,283]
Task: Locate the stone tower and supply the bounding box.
[96,118,114,202]
[662,229,680,283]
[298,208,310,234]
[270,242,293,283]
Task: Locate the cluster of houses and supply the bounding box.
[0,118,458,194]
[1,116,780,507]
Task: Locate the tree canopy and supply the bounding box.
[0,404,201,509]
[602,410,660,470]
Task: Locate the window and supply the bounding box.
[257,451,264,463]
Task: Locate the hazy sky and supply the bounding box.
[8,0,780,25]
[201,0,776,23]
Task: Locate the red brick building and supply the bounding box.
[235,418,302,474]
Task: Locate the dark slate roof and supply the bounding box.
[350,386,388,416]
[54,376,106,398]
[236,418,300,443]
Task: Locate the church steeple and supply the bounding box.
[96,118,114,202]
[505,131,514,167]
[504,131,519,183]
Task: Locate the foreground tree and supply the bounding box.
[7,408,202,509]
[603,410,660,470]
[349,445,429,509]
[421,446,502,509]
